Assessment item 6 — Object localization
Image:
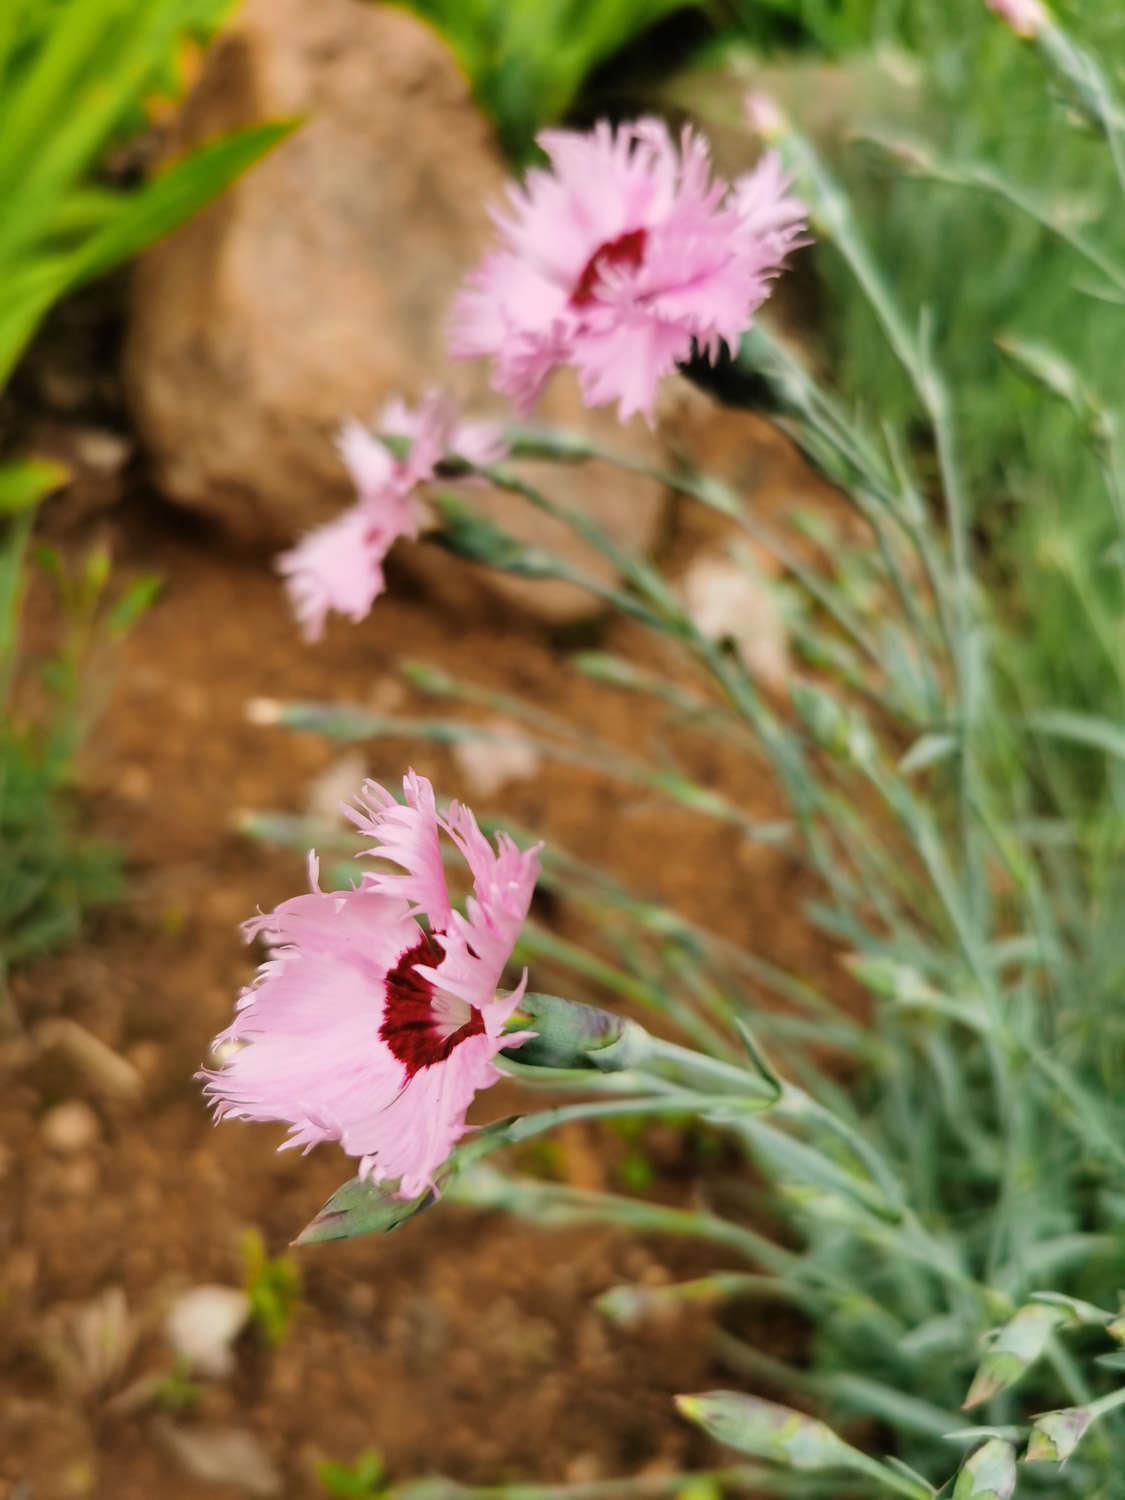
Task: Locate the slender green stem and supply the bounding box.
[602,1270,813,1317]
[644,1034,778,1099]
[593,449,886,671]
[840,1450,932,1500]
[1037,24,1125,201]
[449,1165,800,1273]
[1088,1386,1125,1421]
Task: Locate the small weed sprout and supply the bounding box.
[241,1229,301,1350]
[318,1449,385,1499]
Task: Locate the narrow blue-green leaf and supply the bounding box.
[823,1373,961,1439]
[1027,709,1125,764]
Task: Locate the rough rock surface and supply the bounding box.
[125,0,666,621]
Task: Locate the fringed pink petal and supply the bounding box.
[379,389,510,472]
[731,150,809,264]
[351,1030,507,1197]
[276,501,391,643]
[346,771,453,932]
[423,802,541,1012]
[200,885,419,1145]
[337,417,397,500]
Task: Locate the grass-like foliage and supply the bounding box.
[241,1228,302,1349]
[0,0,294,388]
[0,470,158,979]
[242,6,1125,1494]
[318,1449,385,1499]
[811,2,1125,793]
[392,0,699,160]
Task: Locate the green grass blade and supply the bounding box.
[0,0,136,192]
[0,458,69,516]
[62,119,299,289]
[1027,709,1125,765]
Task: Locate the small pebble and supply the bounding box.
[58,1158,99,1198]
[40,1100,100,1155]
[118,764,152,804]
[73,427,132,474]
[166,1285,251,1379]
[452,720,540,798]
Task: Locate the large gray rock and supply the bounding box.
[125,0,666,622]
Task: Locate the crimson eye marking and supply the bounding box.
[570,227,648,308]
[380,935,486,1079]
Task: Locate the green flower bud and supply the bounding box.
[505,992,649,1072]
[963,1303,1063,1409]
[294,1170,436,1245]
[675,1392,852,1471]
[952,1439,1017,1500]
[1025,1406,1093,1464]
[791,682,875,767]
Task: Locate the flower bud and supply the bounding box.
[293,1171,437,1245]
[1025,1405,1093,1464]
[744,92,785,141]
[984,0,1048,40]
[505,992,650,1072]
[675,1392,852,1471]
[952,1439,1017,1500]
[791,682,875,767]
[963,1303,1063,1409]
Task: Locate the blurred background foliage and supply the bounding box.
[0,0,290,384]
[0,0,290,988]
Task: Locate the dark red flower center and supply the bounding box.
[570,227,648,309]
[380,935,486,1079]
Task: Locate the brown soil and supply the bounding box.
[1,354,845,1497]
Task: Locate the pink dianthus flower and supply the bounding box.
[200,771,540,1199]
[278,394,507,640]
[451,118,807,423]
[984,0,1048,36]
